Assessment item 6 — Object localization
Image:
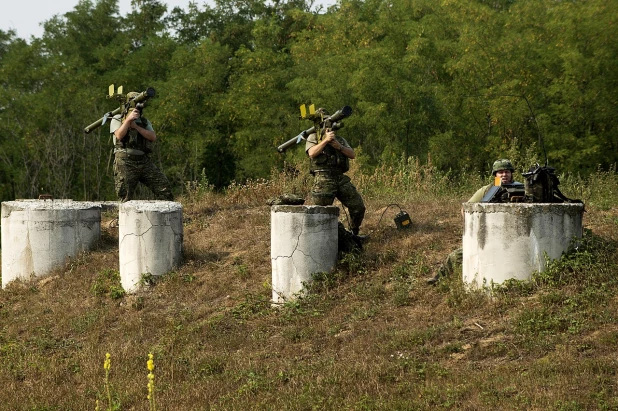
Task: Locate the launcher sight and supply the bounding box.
[83,85,156,134]
[277,104,352,153]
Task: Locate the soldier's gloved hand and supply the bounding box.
[126,109,141,127]
[325,131,344,151]
[323,129,336,143]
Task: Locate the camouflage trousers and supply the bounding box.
[436,248,463,280]
[113,154,173,202]
[311,171,365,235]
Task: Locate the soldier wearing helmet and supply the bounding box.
[109,91,173,202]
[305,108,366,253]
[427,159,520,285]
[467,159,516,202]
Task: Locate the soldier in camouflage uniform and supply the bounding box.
[305,114,366,252]
[427,159,517,284]
[110,92,173,202]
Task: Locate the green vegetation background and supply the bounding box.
[1,0,617,200]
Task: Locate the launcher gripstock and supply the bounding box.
[481,182,526,203]
[277,104,352,153]
[481,164,582,204]
[83,85,156,134]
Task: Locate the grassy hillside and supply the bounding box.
[1,162,618,410]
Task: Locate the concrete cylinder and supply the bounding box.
[1,200,101,288]
[271,205,339,304]
[119,201,183,293]
[462,203,584,289]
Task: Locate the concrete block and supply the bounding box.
[271,205,339,304]
[462,202,584,289]
[1,200,101,288]
[119,201,183,293]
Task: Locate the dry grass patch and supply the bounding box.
[1,164,618,409]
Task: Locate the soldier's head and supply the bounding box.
[316,107,329,118]
[125,91,142,116]
[492,159,514,185]
[126,91,139,100]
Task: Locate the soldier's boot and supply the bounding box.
[427,248,462,285]
[351,235,363,251]
[353,234,369,243]
[338,224,362,254]
[426,267,445,285]
[426,274,440,285]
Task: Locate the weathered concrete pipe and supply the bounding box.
[271,205,339,304]
[119,201,183,293]
[462,202,584,289]
[1,200,101,288]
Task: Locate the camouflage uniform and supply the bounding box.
[432,248,463,283]
[110,109,173,202]
[305,133,365,252]
[428,159,516,284]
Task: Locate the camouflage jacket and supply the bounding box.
[305,133,350,173]
[110,114,154,154]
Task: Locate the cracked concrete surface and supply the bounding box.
[462,203,584,289]
[271,205,338,304]
[1,201,101,288]
[119,201,183,293]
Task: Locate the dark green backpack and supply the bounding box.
[523,164,581,203]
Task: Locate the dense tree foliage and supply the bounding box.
[0,0,616,200]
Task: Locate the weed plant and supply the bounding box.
[560,163,618,209]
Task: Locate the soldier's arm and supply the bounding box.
[307,131,335,158]
[114,110,140,142]
[131,121,156,142]
[308,130,356,159]
[334,137,355,159]
[462,185,490,217]
[467,185,489,203]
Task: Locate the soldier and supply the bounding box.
[305,112,366,252]
[467,158,518,202]
[110,92,173,202]
[427,159,519,284]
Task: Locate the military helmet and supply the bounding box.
[125,91,142,112]
[126,91,139,102]
[492,159,515,175]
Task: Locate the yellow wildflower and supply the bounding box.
[147,352,156,410]
[103,353,111,370]
[147,353,155,371]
